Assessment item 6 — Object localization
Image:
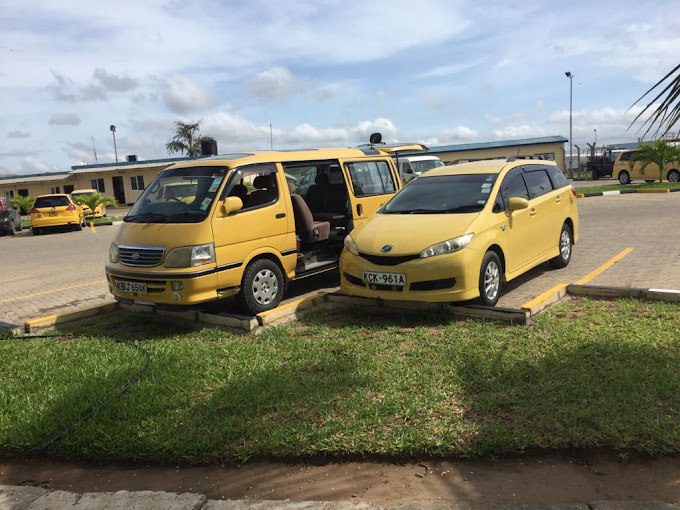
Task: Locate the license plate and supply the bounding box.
[115,281,148,293]
[363,271,406,286]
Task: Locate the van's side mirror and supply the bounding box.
[507,197,529,212]
[221,196,243,215]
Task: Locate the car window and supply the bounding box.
[523,169,553,199]
[346,161,396,197]
[545,166,569,189]
[620,151,636,162]
[225,163,279,212]
[34,196,71,208]
[500,167,529,206]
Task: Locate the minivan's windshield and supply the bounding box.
[411,159,445,173]
[381,174,497,214]
[125,166,229,223]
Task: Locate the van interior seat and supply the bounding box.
[228,183,248,204]
[306,173,347,228]
[248,175,277,208]
[290,194,330,243]
[306,172,330,213]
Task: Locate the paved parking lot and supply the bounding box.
[1,193,679,328]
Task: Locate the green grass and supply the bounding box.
[1,298,679,463]
[577,181,680,194]
[20,216,122,229]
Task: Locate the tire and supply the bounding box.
[32,227,41,235]
[8,220,16,236]
[82,215,87,227]
[591,169,600,180]
[16,220,22,232]
[668,169,680,183]
[75,218,83,231]
[618,171,631,185]
[237,258,285,314]
[478,251,502,307]
[550,223,573,269]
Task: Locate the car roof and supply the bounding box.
[36,194,70,198]
[420,159,558,178]
[71,189,97,193]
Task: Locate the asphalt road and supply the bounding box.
[1,193,679,328]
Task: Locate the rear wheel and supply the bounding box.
[478,251,502,307]
[16,220,22,231]
[668,169,680,183]
[237,258,285,315]
[618,171,631,185]
[550,223,572,269]
[32,227,41,235]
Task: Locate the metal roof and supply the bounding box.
[419,136,568,155]
[0,172,72,185]
[70,155,199,173]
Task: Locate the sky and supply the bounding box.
[1,0,679,175]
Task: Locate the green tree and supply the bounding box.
[629,63,680,138]
[72,192,117,219]
[628,139,680,183]
[166,120,201,156]
[10,195,35,215]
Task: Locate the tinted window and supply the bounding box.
[546,166,569,189]
[524,169,553,199]
[347,161,396,197]
[620,151,636,162]
[500,168,529,206]
[34,196,71,208]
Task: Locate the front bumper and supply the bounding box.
[339,248,482,303]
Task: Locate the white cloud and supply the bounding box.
[19,156,57,174]
[246,67,306,100]
[161,75,218,114]
[93,68,138,92]
[492,125,551,140]
[7,130,31,138]
[49,113,81,126]
[441,126,479,141]
[418,59,486,79]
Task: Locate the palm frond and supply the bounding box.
[628,64,680,138]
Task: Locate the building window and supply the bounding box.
[5,190,14,198]
[18,189,28,197]
[90,178,105,192]
[130,175,145,191]
[63,185,75,194]
[49,186,61,194]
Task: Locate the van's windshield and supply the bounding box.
[381,174,497,214]
[411,159,445,173]
[125,166,229,223]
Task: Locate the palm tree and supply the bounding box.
[628,139,680,183]
[629,64,680,138]
[72,193,117,220]
[10,195,35,215]
[166,120,201,156]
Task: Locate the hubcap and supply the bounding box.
[670,171,680,183]
[252,269,278,305]
[484,261,500,301]
[560,230,571,260]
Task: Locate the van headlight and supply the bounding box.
[343,234,359,256]
[420,233,474,259]
[165,243,216,268]
[109,243,119,263]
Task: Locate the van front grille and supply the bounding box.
[119,245,165,267]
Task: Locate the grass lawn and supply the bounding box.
[576,181,680,194]
[20,216,123,229]
[1,298,679,464]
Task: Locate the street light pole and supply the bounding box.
[565,72,573,178]
[594,128,597,146]
[110,124,118,163]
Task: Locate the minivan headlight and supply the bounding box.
[165,243,216,268]
[420,233,474,259]
[343,234,359,256]
[109,243,119,263]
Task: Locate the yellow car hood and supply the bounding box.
[351,212,478,255]
[114,221,212,250]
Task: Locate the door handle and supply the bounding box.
[357,204,363,216]
[275,213,286,219]
[555,197,562,203]
[529,209,537,216]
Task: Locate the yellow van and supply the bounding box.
[106,139,426,314]
[71,189,106,217]
[340,158,579,306]
[613,150,680,184]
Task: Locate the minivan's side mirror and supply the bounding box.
[507,197,529,212]
[221,196,243,215]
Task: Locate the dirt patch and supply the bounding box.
[2,453,680,506]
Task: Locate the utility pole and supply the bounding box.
[565,71,573,178]
[91,137,98,163]
[270,123,273,150]
[110,124,118,162]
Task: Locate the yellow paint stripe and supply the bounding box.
[576,193,585,198]
[0,279,107,304]
[638,188,670,194]
[575,247,634,285]
[0,275,33,284]
[89,222,96,233]
[521,283,567,311]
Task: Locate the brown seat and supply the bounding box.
[290,194,330,243]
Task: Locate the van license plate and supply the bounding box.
[363,271,406,286]
[115,281,148,293]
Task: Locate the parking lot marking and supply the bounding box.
[90,222,96,233]
[0,275,33,284]
[521,283,567,312]
[575,247,635,285]
[0,279,107,304]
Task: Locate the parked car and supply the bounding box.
[71,189,106,217]
[30,194,86,235]
[340,158,579,306]
[0,196,22,236]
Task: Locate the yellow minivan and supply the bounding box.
[106,139,426,314]
[340,158,579,306]
[613,150,680,184]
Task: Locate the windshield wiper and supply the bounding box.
[440,205,484,213]
[124,213,172,223]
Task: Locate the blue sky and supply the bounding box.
[1,0,678,175]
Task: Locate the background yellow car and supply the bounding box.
[340,158,579,306]
[71,189,106,217]
[30,194,86,235]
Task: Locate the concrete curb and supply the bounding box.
[567,284,680,302]
[23,303,118,333]
[2,485,679,510]
[576,187,679,198]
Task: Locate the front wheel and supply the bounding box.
[618,171,631,185]
[478,251,502,307]
[668,169,680,183]
[8,220,16,236]
[237,258,285,315]
[550,223,573,269]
